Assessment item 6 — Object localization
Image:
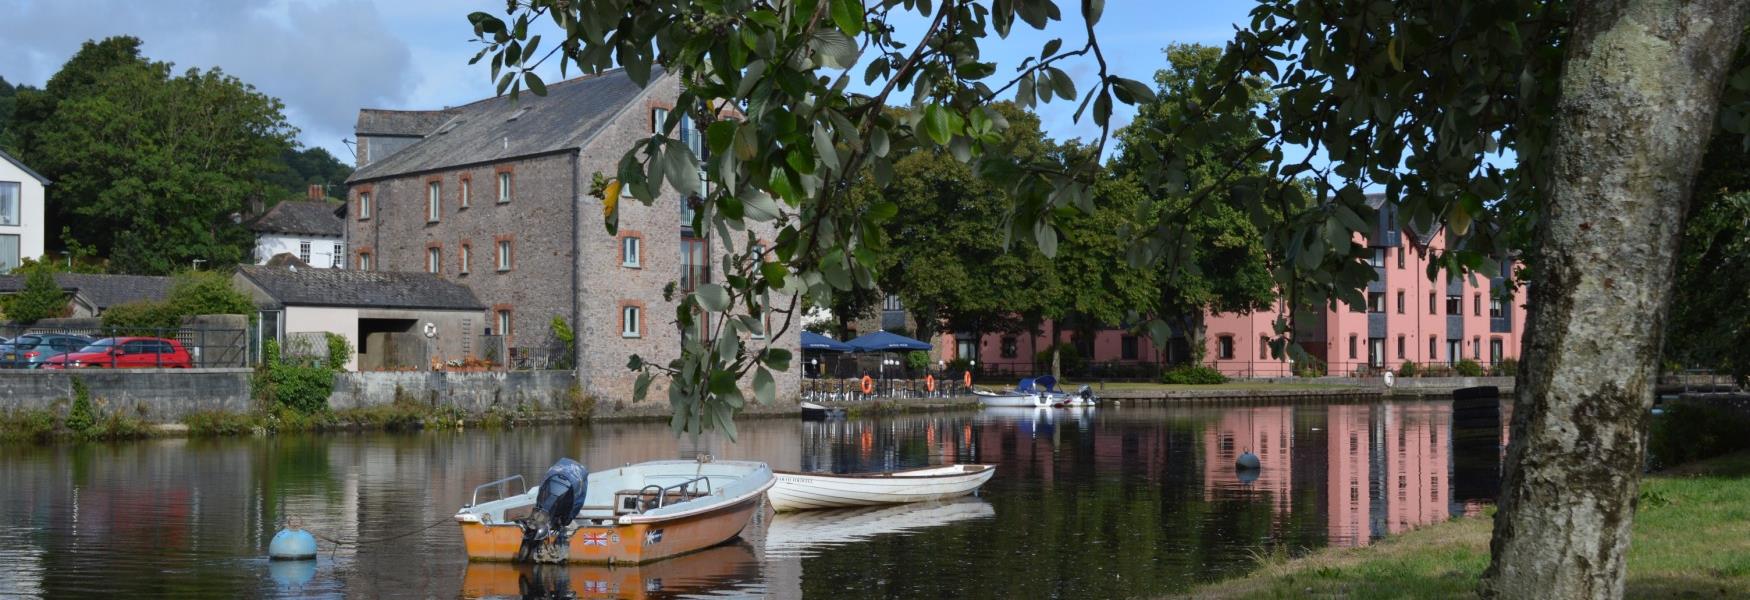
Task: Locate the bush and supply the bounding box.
[1650,402,1750,467]
[1398,361,1420,378]
[0,409,59,442]
[324,333,354,371]
[1492,358,1519,377]
[102,270,255,332]
[1161,365,1229,385]
[2,260,68,323]
[1035,343,1085,374]
[65,379,95,434]
[1296,358,1328,378]
[1455,359,1485,377]
[101,300,181,331]
[947,357,973,374]
[256,339,337,415]
[905,351,930,372]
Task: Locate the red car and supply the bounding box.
[42,337,194,369]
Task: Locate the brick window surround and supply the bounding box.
[459,241,472,274]
[425,175,443,223]
[355,185,374,220]
[619,230,643,268]
[492,304,514,343]
[495,164,515,203]
[355,245,374,271]
[620,300,647,338]
[494,234,515,272]
[426,241,443,274]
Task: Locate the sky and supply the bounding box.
[0,0,1257,161]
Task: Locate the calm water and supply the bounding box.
[0,400,1503,598]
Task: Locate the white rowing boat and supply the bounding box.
[767,464,996,511]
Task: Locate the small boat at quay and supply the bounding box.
[799,401,844,420]
[455,457,774,564]
[767,464,997,511]
[975,375,1073,407]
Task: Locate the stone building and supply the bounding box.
[344,68,798,402]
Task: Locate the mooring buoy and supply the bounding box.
[1236,451,1261,471]
[269,527,318,561]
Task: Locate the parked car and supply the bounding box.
[42,337,193,369]
[0,334,95,368]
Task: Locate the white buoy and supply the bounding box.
[269,527,318,561]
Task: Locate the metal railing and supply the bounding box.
[801,376,973,402]
[0,325,249,369]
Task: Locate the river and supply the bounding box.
[0,399,1503,598]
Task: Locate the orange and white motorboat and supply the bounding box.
[454,458,774,564]
[459,541,760,599]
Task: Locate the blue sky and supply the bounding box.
[0,0,1257,161]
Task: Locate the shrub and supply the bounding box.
[101,270,255,333]
[947,357,973,374]
[1296,358,1328,378]
[1422,363,1456,377]
[1650,402,1750,467]
[324,333,354,371]
[256,339,337,415]
[65,379,95,434]
[1492,358,1519,377]
[0,409,58,442]
[1455,359,1485,377]
[905,351,930,372]
[1035,343,1085,374]
[2,261,68,324]
[1398,361,1420,378]
[102,300,181,332]
[1161,365,1229,385]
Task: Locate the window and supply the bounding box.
[1348,334,1358,360]
[1446,294,1462,315]
[1448,339,1461,364]
[1260,336,1270,360]
[1000,337,1018,358]
[497,171,513,203]
[1490,338,1504,364]
[883,294,903,312]
[1396,290,1406,314]
[427,247,441,273]
[0,181,19,226]
[1368,248,1385,268]
[1473,293,1483,316]
[0,234,18,274]
[1428,292,1437,315]
[332,243,344,268]
[1490,297,1506,319]
[459,243,472,274]
[298,241,312,264]
[680,237,708,292]
[1121,335,1139,361]
[496,309,512,338]
[1473,336,1481,359]
[358,192,372,220]
[1367,292,1385,313]
[459,176,472,209]
[1217,335,1235,360]
[622,305,642,338]
[1397,335,1406,359]
[1397,243,1406,269]
[1369,338,1385,368]
[1429,335,1438,360]
[496,239,513,271]
[652,107,668,133]
[621,236,641,267]
[427,181,442,221]
[358,251,373,271]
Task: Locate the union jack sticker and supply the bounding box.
[580,532,610,546]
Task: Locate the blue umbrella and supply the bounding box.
[845,331,933,352]
[801,331,855,352]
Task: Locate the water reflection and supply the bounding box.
[0,399,1501,598]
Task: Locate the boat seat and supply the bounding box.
[612,489,710,515]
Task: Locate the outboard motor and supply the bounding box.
[517,458,589,563]
[1078,385,1094,402]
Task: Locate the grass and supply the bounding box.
[1075,381,1360,392]
[1177,452,1750,598]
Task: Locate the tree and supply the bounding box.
[1,260,68,324]
[265,146,354,201]
[473,4,1750,595]
[14,37,296,274]
[1664,127,1750,385]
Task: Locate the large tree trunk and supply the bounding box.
[1480,2,1749,598]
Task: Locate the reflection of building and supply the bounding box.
[1202,406,1297,515]
[1326,404,1371,545]
[1382,403,1450,535]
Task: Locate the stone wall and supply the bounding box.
[329,370,581,413]
[0,368,253,421]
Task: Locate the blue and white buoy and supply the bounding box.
[1236,451,1261,471]
[269,527,318,561]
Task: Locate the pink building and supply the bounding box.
[935,196,1531,379]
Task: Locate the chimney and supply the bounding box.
[308,184,325,201]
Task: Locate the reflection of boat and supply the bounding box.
[454,459,773,564]
[767,464,996,511]
[976,376,1068,407]
[800,402,843,420]
[460,541,759,599]
[764,499,996,556]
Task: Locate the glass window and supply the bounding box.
[1367,292,1385,313]
[1217,336,1234,360]
[883,295,903,312]
[1429,336,1438,359]
[1259,336,1270,360]
[680,237,708,292]
[497,310,512,338]
[1368,248,1385,268]
[1397,335,1406,359]
[652,108,668,133]
[460,244,471,274]
[1490,338,1504,364]
[622,305,641,338]
[496,240,512,271]
[1396,290,1405,314]
[1000,337,1018,358]
[298,241,311,264]
[358,192,372,220]
[622,236,640,267]
[332,243,344,268]
[1397,243,1406,269]
[1348,334,1358,360]
[1490,297,1506,318]
[427,181,441,221]
[1369,338,1384,368]
[0,234,18,274]
[0,181,19,226]
[460,177,471,208]
[358,252,372,271]
[497,172,512,203]
[1121,335,1138,360]
[1446,295,1462,315]
[427,247,441,273]
[1428,292,1436,315]
[1474,293,1483,316]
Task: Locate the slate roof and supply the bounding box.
[0,273,172,310]
[347,67,662,183]
[236,265,484,311]
[0,148,50,185]
[248,200,345,237]
[355,108,460,137]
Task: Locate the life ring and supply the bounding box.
[860,375,874,394]
[962,371,972,387]
[925,375,937,392]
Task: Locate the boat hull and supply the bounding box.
[460,541,759,599]
[768,464,996,511]
[975,391,1061,407]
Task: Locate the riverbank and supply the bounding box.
[1175,451,1750,598]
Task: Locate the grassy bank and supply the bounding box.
[1178,452,1750,598]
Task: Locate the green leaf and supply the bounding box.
[763,348,793,371]
[760,260,789,287]
[664,141,699,196]
[1048,67,1075,101]
[922,104,952,145]
[633,372,653,402]
[523,72,547,96]
[707,121,736,156]
[626,354,644,370]
[1035,222,1059,257]
[753,367,775,405]
[830,0,865,36]
[867,201,899,221]
[1085,0,1105,26]
[696,283,731,311]
[813,124,840,171]
[734,122,760,161]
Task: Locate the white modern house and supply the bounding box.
[249,186,347,268]
[0,149,48,273]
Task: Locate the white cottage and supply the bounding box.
[248,186,347,268]
[0,149,48,273]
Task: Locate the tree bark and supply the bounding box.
[1480,2,1749,598]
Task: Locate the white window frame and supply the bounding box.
[459,244,471,274]
[496,240,512,271]
[459,177,471,209]
[332,243,344,268]
[427,182,441,222]
[622,305,641,338]
[358,192,372,220]
[497,172,512,203]
[298,241,312,264]
[622,236,641,267]
[358,252,372,271]
[0,182,19,226]
[427,247,441,274]
[497,310,512,338]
